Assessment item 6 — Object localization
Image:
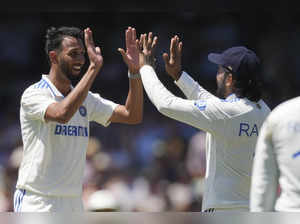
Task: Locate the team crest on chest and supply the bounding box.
[79,106,87,117]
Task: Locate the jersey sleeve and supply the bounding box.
[174,71,217,100]
[86,92,118,127]
[250,115,279,211]
[140,65,228,134]
[21,87,56,122]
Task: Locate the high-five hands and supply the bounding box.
[84,28,103,73]
[118,27,140,74]
[162,35,183,81]
[137,32,158,68]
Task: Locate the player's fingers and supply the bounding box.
[85,28,96,55]
[147,32,153,50]
[175,35,179,43]
[136,39,142,53]
[170,37,176,59]
[152,36,158,52]
[174,35,179,55]
[95,46,101,55]
[142,34,147,51]
[125,27,130,48]
[138,34,144,52]
[84,28,90,46]
[139,33,143,46]
[135,39,141,52]
[88,28,95,46]
[163,53,170,66]
[118,48,127,61]
[128,26,133,44]
[132,27,137,42]
[174,35,180,54]
[178,41,183,57]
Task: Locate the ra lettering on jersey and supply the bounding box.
[54,124,88,137]
[239,122,259,137]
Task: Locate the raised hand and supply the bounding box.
[137,32,158,68]
[84,27,103,72]
[162,35,182,81]
[118,27,140,74]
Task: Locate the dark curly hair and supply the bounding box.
[44,26,84,65]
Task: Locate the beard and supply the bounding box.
[216,79,227,99]
[60,59,82,83]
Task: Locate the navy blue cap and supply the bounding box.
[208,46,260,75]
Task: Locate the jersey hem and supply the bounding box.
[16,185,82,198]
[202,203,249,211]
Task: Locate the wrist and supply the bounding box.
[88,63,101,73]
[173,71,182,81]
[128,68,139,75]
[128,70,141,79]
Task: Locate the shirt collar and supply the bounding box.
[225,93,237,101]
[42,74,73,98]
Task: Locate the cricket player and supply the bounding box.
[136,33,270,211]
[14,26,143,212]
[250,97,300,212]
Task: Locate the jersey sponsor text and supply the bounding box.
[54,124,88,137]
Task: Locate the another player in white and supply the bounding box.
[14,26,143,212]
[136,33,270,211]
[250,97,300,212]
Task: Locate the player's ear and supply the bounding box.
[225,73,233,87]
[49,50,58,65]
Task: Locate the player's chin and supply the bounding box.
[72,69,81,76]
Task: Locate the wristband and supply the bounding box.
[128,71,141,79]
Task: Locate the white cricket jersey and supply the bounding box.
[250,96,300,212]
[139,65,270,211]
[16,75,118,197]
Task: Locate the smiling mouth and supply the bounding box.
[73,66,82,72]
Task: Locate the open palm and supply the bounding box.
[84,28,103,71]
[118,27,139,74]
[137,32,158,67]
[163,35,182,80]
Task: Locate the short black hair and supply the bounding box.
[232,57,263,102]
[44,26,84,65]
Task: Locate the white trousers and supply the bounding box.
[14,188,83,212]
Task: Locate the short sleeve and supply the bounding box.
[86,92,118,127]
[21,87,56,122]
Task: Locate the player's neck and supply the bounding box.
[224,86,234,98]
[48,67,72,96]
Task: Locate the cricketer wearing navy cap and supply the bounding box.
[208,46,260,74]
[136,34,271,212]
[208,46,262,102]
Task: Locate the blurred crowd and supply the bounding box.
[0,124,206,211]
[1,11,300,211]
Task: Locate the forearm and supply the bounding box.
[46,67,98,123]
[108,76,143,125]
[124,77,144,123]
[140,65,199,127]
